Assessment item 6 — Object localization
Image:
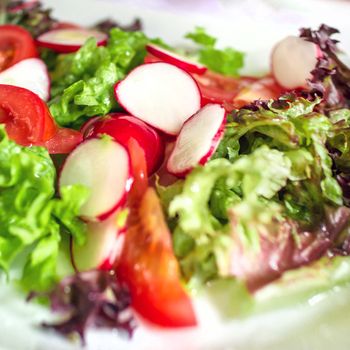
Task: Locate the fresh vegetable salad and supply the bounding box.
[1,0,350,343]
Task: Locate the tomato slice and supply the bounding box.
[0,25,38,72]
[0,84,49,144]
[193,70,257,108]
[117,140,196,327]
[42,128,83,154]
[233,76,286,108]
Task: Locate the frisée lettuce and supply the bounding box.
[0,126,88,292]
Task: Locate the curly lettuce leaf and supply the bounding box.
[215,96,343,226]
[254,256,350,312]
[49,29,148,127]
[185,26,244,77]
[0,126,88,292]
[168,146,291,284]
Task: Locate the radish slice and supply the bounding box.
[146,44,207,75]
[59,138,133,221]
[0,58,50,101]
[84,114,165,175]
[167,104,226,177]
[115,62,202,135]
[271,36,321,89]
[36,28,107,53]
[72,213,125,272]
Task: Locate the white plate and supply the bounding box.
[1,1,350,349]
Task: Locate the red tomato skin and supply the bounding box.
[84,114,165,175]
[117,189,197,328]
[192,70,257,108]
[116,140,196,328]
[0,25,38,71]
[43,128,83,154]
[0,84,46,144]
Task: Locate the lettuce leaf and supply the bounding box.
[168,146,291,285]
[49,29,148,127]
[215,95,343,227]
[254,256,350,312]
[0,126,88,292]
[185,26,244,77]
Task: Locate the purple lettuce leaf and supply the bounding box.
[300,24,350,109]
[29,270,136,343]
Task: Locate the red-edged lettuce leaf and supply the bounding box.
[300,24,350,108]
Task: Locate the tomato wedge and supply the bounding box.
[0,25,38,72]
[117,139,196,327]
[233,76,286,108]
[0,84,55,145]
[0,84,81,153]
[42,128,83,154]
[193,70,257,109]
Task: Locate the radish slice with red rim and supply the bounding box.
[36,28,107,53]
[72,213,125,272]
[115,62,202,136]
[146,44,207,75]
[271,36,321,89]
[59,137,133,221]
[167,103,226,177]
[84,114,165,175]
[0,58,50,101]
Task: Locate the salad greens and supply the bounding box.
[186,26,245,77]
[2,0,350,341]
[161,146,291,287]
[49,29,148,128]
[0,126,88,292]
[47,25,244,129]
[160,93,350,289]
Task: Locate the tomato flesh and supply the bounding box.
[0,25,38,72]
[117,140,196,327]
[233,76,286,108]
[192,70,257,109]
[0,84,48,144]
[42,128,83,154]
[0,84,81,153]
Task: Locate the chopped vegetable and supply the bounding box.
[185,26,245,77]
[0,125,88,291]
[33,270,135,342]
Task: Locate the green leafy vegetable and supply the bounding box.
[254,256,350,312]
[0,126,88,292]
[168,146,291,285]
[214,96,343,227]
[185,26,244,77]
[49,28,148,127]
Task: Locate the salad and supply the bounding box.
[1,0,350,345]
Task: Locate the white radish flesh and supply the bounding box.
[271,36,320,89]
[0,58,50,101]
[115,62,202,135]
[167,104,226,177]
[72,213,125,271]
[59,138,133,221]
[36,28,107,53]
[146,44,207,75]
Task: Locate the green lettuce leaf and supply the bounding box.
[0,126,88,292]
[49,29,148,127]
[254,256,350,313]
[185,26,244,77]
[215,96,343,226]
[168,146,291,285]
